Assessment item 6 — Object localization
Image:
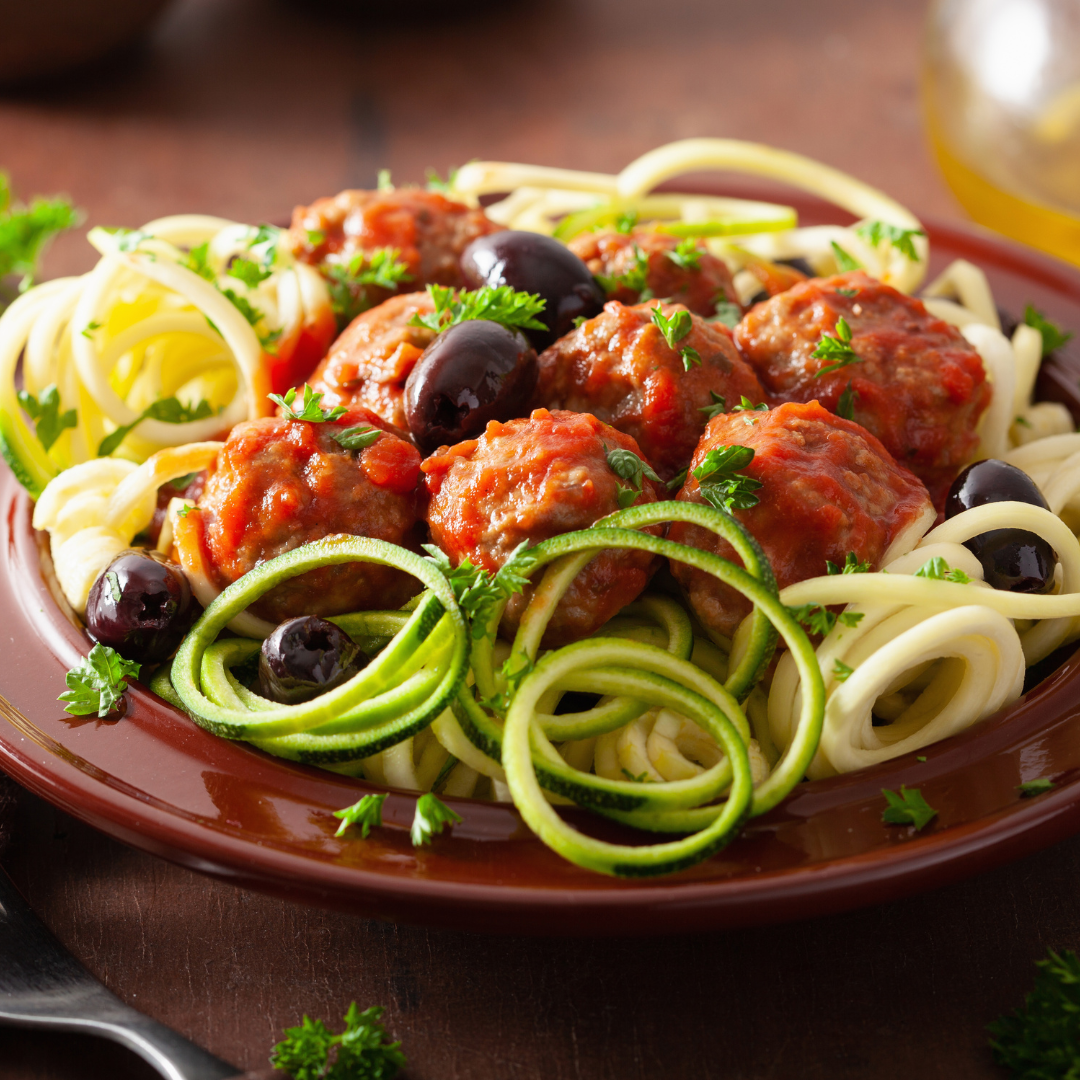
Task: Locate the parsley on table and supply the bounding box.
[18,385,76,452]
[833,659,854,682]
[59,643,140,718]
[333,793,387,838]
[605,445,661,509]
[0,172,81,304]
[1018,777,1056,797]
[826,551,870,575]
[333,425,382,451]
[1024,304,1074,357]
[854,220,926,261]
[787,603,863,637]
[411,793,461,846]
[323,248,413,326]
[699,391,728,422]
[812,316,861,377]
[270,1002,405,1080]
[650,304,700,370]
[836,379,857,420]
[595,243,651,298]
[881,785,937,830]
[408,283,546,335]
[830,241,862,273]
[692,445,762,514]
[98,397,217,457]
[666,238,703,271]
[270,384,348,423]
[914,556,972,584]
[988,948,1080,1077]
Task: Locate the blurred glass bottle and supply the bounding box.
[924,0,1080,264]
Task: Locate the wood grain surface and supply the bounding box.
[1,0,1074,1077]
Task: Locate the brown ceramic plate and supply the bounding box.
[3,189,1080,936]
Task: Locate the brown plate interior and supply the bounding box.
[3,186,1080,935]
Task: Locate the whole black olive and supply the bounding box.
[86,549,200,664]
[258,616,364,705]
[460,230,605,349]
[777,256,817,278]
[403,319,537,454]
[944,459,1056,593]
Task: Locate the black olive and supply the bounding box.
[460,230,605,349]
[258,616,365,705]
[403,319,537,454]
[776,256,817,277]
[86,549,200,664]
[944,459,1056,593]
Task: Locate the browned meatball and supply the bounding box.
[569,229,739,317]
[669,400,935,640]
[178,406,423,624]
[422,409,663,646]
[533,300,766,481]
[734,270,991,506]
[305,292,436,431]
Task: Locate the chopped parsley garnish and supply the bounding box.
[731,396,768,413]
[989,948,1080,1077]
[411,792,461,846]
[833,659,854,682]
[666,468,688,492]
[270,384,348,423]
[650,304,699,369]
[666,238,703,271]
[709,289,742,328]
[481,652,535,715]
[605,445,661,509]
[855,220,926,262]
[1015,414,1033,428]
[59,643,140,718]
[699,391,728,422]
[572,315,588,329]
[98,397,218,457]
[81,320,102,339]
[226,256,271,289]
[788,603,863,637]
[614,209,639,234]
[836,379,857,420]
[830,241,862,273]
[692,445,762,513]
[270,1002,405,1080]
[306,229,326,247]
[621,768,650,783]
[423,541,537,640]
[826,551,870,575]
[1018,777,1056,797]
[333,424,382,451]
[595,243,650,298]
[836,286,858,297]
[425,165,459,192]
[377,169,393,191]
[333,793,387,838]
[324,248,413,326]
[881,785,937,830]
[0,172,81,301]
[18,385,76,451]
[1024,304,1074,357]
[811,316,861,377]
[914,556,972,584]
[408,283,546,335]
[182,241,216,281]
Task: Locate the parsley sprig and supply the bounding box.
[811,316,861,377]
[1024,304,1074,357]
[699,391,728,422]
[409,283,546,335]
[650,304,700,370]
[710,289,742,329]
[914,556,972,584]
[333,793,386,839]
[787,603,863,637]
[59,643,140,718]
[18,385,76,451]
[691,445,762,513]
[270,1002,405,1080]
[595,243,651,298]
[881,785,937,830]
[411,793,461,846]
[605,445,660,509]
[836,379,857,420]
[855,220,926,261]
[324,248,413,326]
[666,238,703,271]
[830,241,862,273]
[270,384,348,423]
[98,397,218,457]
[826,551,870,575]
[0,172,81,304]
[333,425,382,451]
[833,659,854,682]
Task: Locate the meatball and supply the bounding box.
[305,292,436,431]
[188,407,423,623]
[533,300,766,481]
[422,409,663,646]
[734,270,991,505]
[569,229,739,317]
[286,187,501,303]
[669,400,935,640]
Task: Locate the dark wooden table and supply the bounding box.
[0,1,1071,1076]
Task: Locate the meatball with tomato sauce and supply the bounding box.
[569,229,739,318]
[669,400,935,640]
[305,292,436,431]
[734,270,991,505]
[423,409,663,645]
[177,407,423,624]
[533,300,766,481]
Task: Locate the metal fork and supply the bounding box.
[0,864,244,1080]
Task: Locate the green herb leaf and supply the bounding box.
[0,173,81,298]
[323,247,414,325]
[650,304,693,349]
[59,643,140,718]
[826,551,870,575]
[606,444,661,509]
[97,397,217,457]
[377,169,393,192]
[699,391,728,422]
[270,384,348,423]
[1024,304,1074,357]
[270,1001,406,1080]
[881,785,937,830]
[710,289,742,328]
[182,241,216,281]
[833,659,854,682]
[333,793,387,838]
[788,603,839,637]
[666,238,703,271]
[226,256,271,289]
[855,220,926,262]
[838,611,864,628]
[836,286,858,297]
[836,379,857,420]
[731,396,768,413]
[572,315,588,329]
[410,792,462,846]
[812,316,861,377]
[425,165,459,193]
[914,556,972,584]
[1018,777,1056,797]
[692,445,762,513]
[680,345,701,370]
[408,283,547,335]
[18,385,76,451]
[81,319,102,339]
[830,241,862,273]
[595,244,650,297]
[333,425,382,451]
[621,768,650,783]
[614,209,639,234]
[666,468,688,493]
